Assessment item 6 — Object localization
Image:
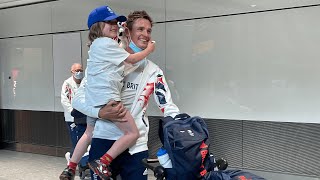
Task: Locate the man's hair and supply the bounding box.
[87,22,105,47]
[70,63,82,72]
[126,10,153,31]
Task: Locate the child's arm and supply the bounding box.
[125,40,155,64]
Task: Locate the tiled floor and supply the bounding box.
[0,150,70,180]
[0,150,319,180]
[0,150,156,180]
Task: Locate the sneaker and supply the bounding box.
[59,167,75,180]
[65,152,71,165]
[88,160,111,180]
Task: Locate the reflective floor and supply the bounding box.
[0,150,155,180]
[0,150,319,180]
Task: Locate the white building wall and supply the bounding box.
[1,0,320,122]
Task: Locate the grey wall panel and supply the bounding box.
[147,116,162,158]
[52,0,165,33]
[53,32,81,112]
[0,35,54,111]
[80,30,89,68]
[166,0,320,21]
[0,0,52,9]
[0,3,52,38]
[206,119,243,167]
[147,23,166,71]
[106,0,165,23]
[165,6,320,123]
[51,0,107,32]
[243,121,320,176]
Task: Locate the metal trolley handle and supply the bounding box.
[141,158,166,180]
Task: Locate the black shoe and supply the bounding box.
[59,167,75,180]
[88,160,111,180]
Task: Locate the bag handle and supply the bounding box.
[159,113,190,145]
[174,113,190,120]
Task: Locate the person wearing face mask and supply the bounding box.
[60,63,86,164]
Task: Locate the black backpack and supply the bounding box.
[159,113,214,180]
[158,113,266,180]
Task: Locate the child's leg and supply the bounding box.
[69,124,94,163]
[99,110,139,165]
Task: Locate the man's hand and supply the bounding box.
[98,101,127,122]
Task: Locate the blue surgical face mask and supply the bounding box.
[129,41,142,53]
[74,71,84,80]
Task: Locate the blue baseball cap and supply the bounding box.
[87,6,127,29]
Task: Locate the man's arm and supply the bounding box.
[73,99,126,121]
[153,71,180,118]
[72,79,126,120]
[98,101,127,121]
[61,80,73,113]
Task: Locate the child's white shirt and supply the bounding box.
[85,37,130,107]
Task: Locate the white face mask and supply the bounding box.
[73,71,84,80]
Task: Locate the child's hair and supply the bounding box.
[126,10,153,31]
[87,22,105,47]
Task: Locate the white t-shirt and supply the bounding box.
[93,60,144,140]
[85,37,130,107]
[122,60,145,111]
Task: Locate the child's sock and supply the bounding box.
[100,153,113,165]
[68,161,78,173]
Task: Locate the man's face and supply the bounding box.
[130,18,152,50]
[71,64,83,74]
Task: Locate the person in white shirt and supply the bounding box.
[60,63,85,157]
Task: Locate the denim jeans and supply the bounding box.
[65,122,86,155]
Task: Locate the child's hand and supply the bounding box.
[118,22,129,49]
[119,33,129,49]
[146,40,155,53]
[117,22,127,33]
[121,22,127,28]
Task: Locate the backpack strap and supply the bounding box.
[174,113,190,120]
[199,141,209,177]
[158,115,173,145]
